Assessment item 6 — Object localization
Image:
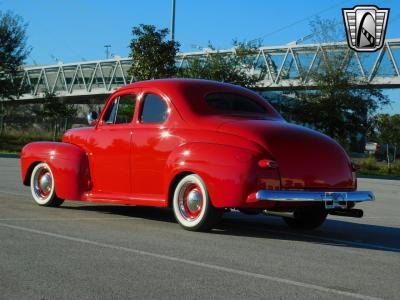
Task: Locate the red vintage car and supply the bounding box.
[21,79,374,231]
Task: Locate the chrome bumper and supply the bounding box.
[256,190,375,209]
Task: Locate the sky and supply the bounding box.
[1,0,400,112]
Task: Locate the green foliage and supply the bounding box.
[355,157,400,177]
[369,114,400,146]
[274,17,389,150]
[127,24,264,88]
[128,24,180,81]
[0,11,30,135]
[280,68,389,148]
[42,92,77,121]
[117,103,135,123]
[308,16,344,43]
[392,163,400,174]
[115,95,136,123]
[42,92,77,140]
[0,130,61,154]
[359,157,380,172]
[178,41,265,88]
[367,114,400,165]
[352,156,400,176]
[0,11,30,100]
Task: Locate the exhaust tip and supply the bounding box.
[329,208,363,218]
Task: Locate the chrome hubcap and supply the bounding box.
[33,167,53,199]
[39,173,52,194]
[178,182,204,220]
[187,189,201,212]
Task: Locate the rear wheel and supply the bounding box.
[283,207,327,230]
[30,162,64,207]
[172,174,222,231]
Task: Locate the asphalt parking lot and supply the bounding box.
[0,157,399,300]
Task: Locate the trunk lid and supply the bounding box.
[218,119,354,190]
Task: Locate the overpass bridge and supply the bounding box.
[9,39,400,102]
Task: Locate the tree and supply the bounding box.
[308,16,344,44]
[127,24,264,88]
[178,41,265,88]
[42,92,77,140]
[0,11,30,134]
[369,114,400,166]
[274,18,389,151]
[128,24,180,81]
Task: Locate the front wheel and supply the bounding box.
[283,207,327,230]
[30,162,64,207]
[172,174,222,231]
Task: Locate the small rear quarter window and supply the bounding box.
[140,94,168,123]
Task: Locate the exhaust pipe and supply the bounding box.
[262,210,295,218]
[329,209,363,218]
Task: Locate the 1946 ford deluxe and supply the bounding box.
[21,79,374,231]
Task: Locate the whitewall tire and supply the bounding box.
[30,162,64,207]
[172,174,222,231]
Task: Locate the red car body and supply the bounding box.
[21,79,374,230]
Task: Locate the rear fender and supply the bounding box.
[21,142,90,200]
[165,143,262,208]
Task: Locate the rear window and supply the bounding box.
[205,93,267,114]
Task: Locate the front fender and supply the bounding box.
[21,142,90,200]
[165,143,262,208]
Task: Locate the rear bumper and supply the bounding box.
[255,190,375,209]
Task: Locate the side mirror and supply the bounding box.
[87,111,98,126]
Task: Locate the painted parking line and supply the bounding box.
[0,195,398,253]
[0,217,135,221]
[1,187,398,253]
[0,222,382,300]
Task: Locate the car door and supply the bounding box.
[131,89,184,203]
[87,90,138,198]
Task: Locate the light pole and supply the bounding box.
[171,0,176,41]
[104,45,111,59]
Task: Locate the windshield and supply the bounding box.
[205,93,267,115]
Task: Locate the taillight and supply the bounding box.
[258,159,277,169]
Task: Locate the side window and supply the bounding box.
[103,99,118,124]
[140,94,168,123]
[102,94,136,125]
[115,94,136,124]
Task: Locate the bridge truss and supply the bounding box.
[11,38,400,101]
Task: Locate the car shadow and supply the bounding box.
[216,213,400,253]
[60,204,177,223]
[60,204,400,253]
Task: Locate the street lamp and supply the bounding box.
[104,45,111,59]
[171,0,176,41]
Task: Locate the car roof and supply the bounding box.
[117,78,282,123]
[118,78,248,92]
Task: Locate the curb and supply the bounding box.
[0,153,20,158]
[358,173,400,180]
